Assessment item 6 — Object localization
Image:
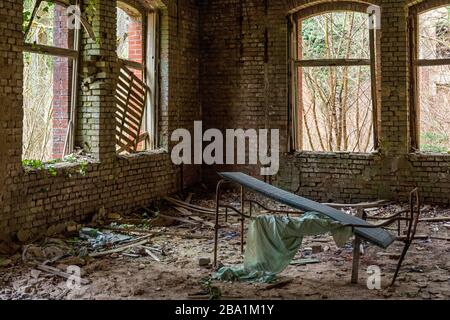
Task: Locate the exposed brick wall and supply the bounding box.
[167,0,201,188]
[0,0,24,226]
[2,0,450,239]
[200,0,289,184]
[199,0,450,205]
[0,0,200,239]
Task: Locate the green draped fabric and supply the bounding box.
[214,212,353,283]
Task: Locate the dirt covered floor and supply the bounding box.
[1,187,449,300]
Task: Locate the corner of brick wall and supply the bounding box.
[198,0,450,204]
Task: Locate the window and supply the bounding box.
[115,1,159,154]
[23,0,80,162]
[411,5,450,153]
[290,9,379,153]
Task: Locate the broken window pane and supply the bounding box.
[116,2,155,154]
[24,0,74,49]
[418,65,450,153]
[419,6,450,60]
[301,12,370,60]
[417,6,450,153]
[117,4,143,64]
[23,53,72,161]
[115,65,147,154]
[299,66,373,152]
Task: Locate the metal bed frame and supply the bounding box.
[213,175,421,286]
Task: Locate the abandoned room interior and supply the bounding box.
[0,0,449,301]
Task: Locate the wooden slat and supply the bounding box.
[115,63,148,154]
[116,118,140,134]
[127,92,146,109]
[116,119,140,136]
[116,128,135,142]
[116,128,136,143]
[128,81,147,97]
[120,66,149,95]
[116,87,144,109]
[415,58,450,66]
[137,132,149,144]
[369,27,379,150]
[115,98,142,123]
[115,109,141,129]
[118,117,140,134]
[23,43,78,58]
[117,79,146,105]
[117,94,144,117]
[128,86,146,102]
[409,13,420,151]
[119,58,145,71]
[115,105,142,127]
[116,140,135,154]
[116,133,136,147]
[116,91,144,116]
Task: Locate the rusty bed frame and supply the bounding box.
[213,173,421,286]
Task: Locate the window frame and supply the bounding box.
[289,6,380,153]
[116,0,160,152]
[409,3,450,152]
[23,0,82,159]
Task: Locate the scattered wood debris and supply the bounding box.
[1,190,449,300]
[263,279,293,290]
[89,236,153,258]
[37,264,90,285]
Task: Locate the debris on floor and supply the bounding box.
[0,189,449,300]
[79,228,132,250]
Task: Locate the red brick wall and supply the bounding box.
[128,16,143,80]
[52,5,71,159]
[128,15,144,150]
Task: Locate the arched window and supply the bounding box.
[290,6,380,153]
[115,1,159,154]
[410,4,450,153]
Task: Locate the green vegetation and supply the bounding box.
[23,0,55,33]
[22,156,89,176]
[200,276,222,300]
[420,132,449,153]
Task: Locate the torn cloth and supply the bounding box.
[214,212,352,283]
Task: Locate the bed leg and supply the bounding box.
[391,188,421,286]
[214,180,225,268]
[351,236,361,284]
[351,208,364,284]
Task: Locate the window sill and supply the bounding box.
[286,150,380,158]
[117,148,169,160]
[22,159,98,176]
[408,151,450,159]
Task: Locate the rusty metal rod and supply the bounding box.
[213,180,226,268]
[240,186,245,254]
